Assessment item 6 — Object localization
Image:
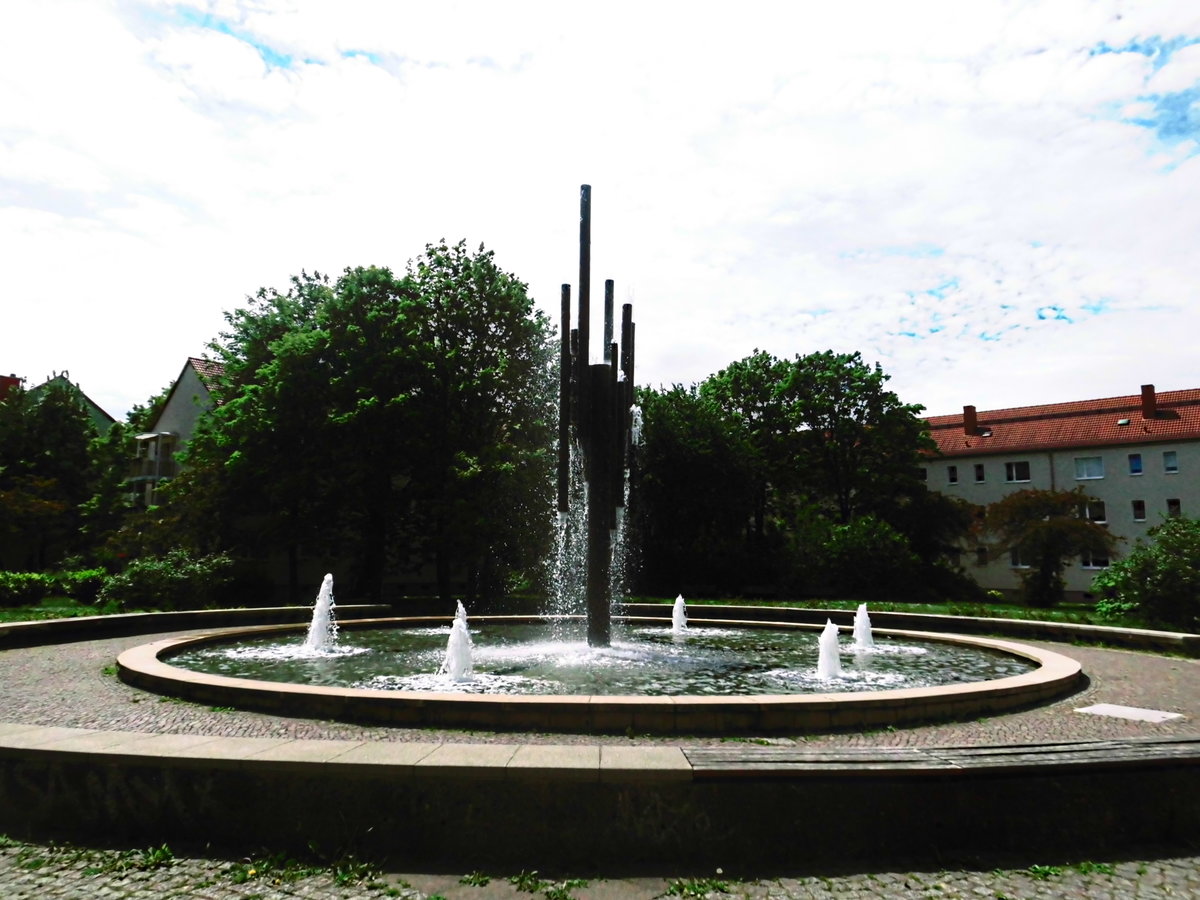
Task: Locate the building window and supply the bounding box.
[975,547,988,566]
[1128,453,1143,475]
[918,467,927,481]
[1079,500,1107,524]
[1079,550,1110,569]
[1132,500,1146,522]
[1009,548,1030,568]
[1004,461,1031,482]
[1168,498,1182,517]
[947,465,958,485]
[974,463,985,483]
[1164,451,1179,474]
[1074,456,1104,480]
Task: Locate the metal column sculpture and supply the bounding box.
[557,185,637,648]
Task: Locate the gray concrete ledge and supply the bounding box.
[0,604,393,648]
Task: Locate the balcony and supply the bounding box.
[128,457,177,480]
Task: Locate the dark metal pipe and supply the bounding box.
[603,279,614,363]
[578,185,591,369]
[558,284,571,513]
[585,363,613,647]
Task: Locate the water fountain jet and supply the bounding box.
[303,573,337,652]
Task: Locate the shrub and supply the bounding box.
[1091,516,1200,631]
[97,550,236,612]
[0,572,49,607]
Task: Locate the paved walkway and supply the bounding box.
[1,628,1198,898]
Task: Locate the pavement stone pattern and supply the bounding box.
[2,839,1200,899]
[1,628,1199,898]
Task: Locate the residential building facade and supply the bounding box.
[130,357,224,506]
[924,384,1200,598]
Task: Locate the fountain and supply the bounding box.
[303,573,337,652]
[118,185,1084,735]
[853,602,874,651]
[438,601,473,682]
[816,619,843,679]
[672,595,688,634]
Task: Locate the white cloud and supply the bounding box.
[1,0,1199,422]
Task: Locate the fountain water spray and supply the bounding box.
[303,573,338,652]
[439,600,474,682]
[817,619,843,679]
[672,594,688,634]
[853,603,874,651]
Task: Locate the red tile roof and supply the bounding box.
[925,386,1200,458]
[188,357,225,392]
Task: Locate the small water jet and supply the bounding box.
[817,619,843,679]
[303,573,337,652]
[672,595,688,634]
[853,603,874,651]
[439,601,474,682]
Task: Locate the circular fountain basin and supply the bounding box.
[117,615,1083,735]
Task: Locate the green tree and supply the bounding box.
[985,488,1118,607]
[633,384,760,593]
[779,350,933,525]
[1092,516,1200,630]
[177,242,554,604]
[0,381,100,569]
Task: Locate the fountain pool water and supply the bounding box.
[169,616,1036,697]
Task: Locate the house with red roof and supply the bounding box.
[924,384,1200,597]
[130,357,225,506]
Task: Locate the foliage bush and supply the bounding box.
[97,550,235,611]
[0,568,108,607]
[1091,516,1200,631]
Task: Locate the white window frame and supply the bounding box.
[947,465,958,485]
[1080,500,1107,524]
[974,463,985,483]
[1164,450,1179,474]
[1009,547,1030,569]
[1079,550,1110,569]
[1074,456,1104,480]
[1128,453,1143,475]
[1132,499,1146,522]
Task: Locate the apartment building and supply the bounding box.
[924,384,1200,598]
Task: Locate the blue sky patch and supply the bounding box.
[1036,305,1072,323]
[1089,35,1200,71]
[173,7,297,69]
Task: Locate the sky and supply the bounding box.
[3,1,1199,422]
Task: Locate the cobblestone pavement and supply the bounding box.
[1,629,1199,897]
[2,837,1199,899]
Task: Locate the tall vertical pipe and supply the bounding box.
[558,285,571,513]
[603,279,614,363]
[578,185,591,369]
[585,363,613,647]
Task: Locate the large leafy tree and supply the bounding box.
[633,384,760,593]
[985,487,1118,607]
[0,381,106,569]
[177,241,554,603]
[779,350,933,525]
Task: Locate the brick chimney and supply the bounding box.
[963,405,978,436]
[1141,384,1157,420]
